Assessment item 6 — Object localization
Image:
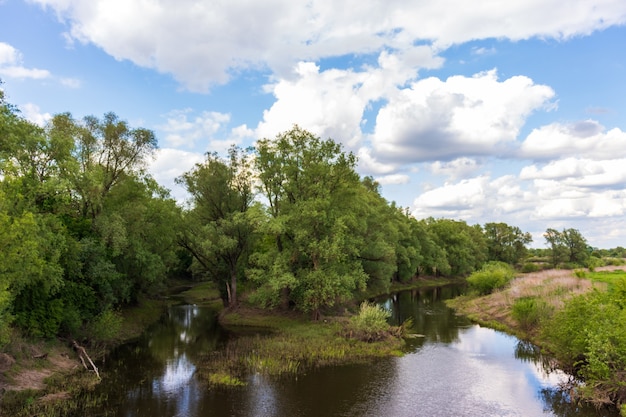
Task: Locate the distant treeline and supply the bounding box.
[0,87,619,344]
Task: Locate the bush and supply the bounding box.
[85,309,122,343]
[511,297,552,330]
[521,263,540,273]
[467,262,515,295]
[586,256,605,271]
[543,291,626,406]
[348,301,392,342]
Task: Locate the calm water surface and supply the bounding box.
[92,285,618,417]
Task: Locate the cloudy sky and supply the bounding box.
[1,0,626,249]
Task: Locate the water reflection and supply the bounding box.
[90,287,619,417]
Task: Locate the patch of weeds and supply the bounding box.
[207,372,246,387]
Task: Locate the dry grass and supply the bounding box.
[448,267,622,336]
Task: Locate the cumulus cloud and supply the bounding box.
[371,70,555,163]
[519,120,626,160]
[375,174,410,185]
[0,42,51,80]
[29,0,626,91]
[157,109,231,149]
[148,148,204,202]
[410,167,626,247]
[19,103,52,126]
[428,157,481,181]
[256,48,442,147]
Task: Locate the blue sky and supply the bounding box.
[1,0,626,249]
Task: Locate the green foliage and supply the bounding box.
[544,228,589,268]
[521,262,540,273]
[251,126,367,316]
[543,289,626,405]
[511,297,552,330]
[85,309,123,343]
[467,261,515,295]
[0,92,181,343]
[178,146,257,307]
[426,218,487,276]
[484,222,532,265]
[348,301,392,341]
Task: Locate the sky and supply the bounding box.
[1,0,626,249]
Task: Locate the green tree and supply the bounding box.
[251,126,367,319]
[544,228,567,268]
[426,218,486,276]
[178,146,257,307]
[484,222,532,265]
[562,228,589,265]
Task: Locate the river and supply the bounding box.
[89,285,618,416]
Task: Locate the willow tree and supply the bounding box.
[178,146,257,307]
[250,126,367,319]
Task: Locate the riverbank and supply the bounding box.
[0,296,170,417]
[447,266,626,415]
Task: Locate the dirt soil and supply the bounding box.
[0,343,81,395]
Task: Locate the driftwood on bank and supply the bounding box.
[72,340,101,380]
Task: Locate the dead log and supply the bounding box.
[72,341,101,380]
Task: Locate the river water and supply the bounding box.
[90,285,618,417]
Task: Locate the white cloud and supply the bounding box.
[520,158,626,190]
[158,109,231,149]
[375,174,410,185]
[356,147,399,175]
[370,70,555,164]
[19,103,52,126]
[519,120,626,160]
[409,167,626,248]
[60,77,82,88]
[30,0,626,91]
[428,157,481,181]
[256,48,442,147]
[148,148,204,202]
[0,42,51,80]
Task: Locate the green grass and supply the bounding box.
[177,281,223,309]
[584,269,626,285]
[198,307,405,386]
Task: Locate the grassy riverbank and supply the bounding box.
[0,296,170,417]
[179,281,409,387]
[448,266,626,414]
[199,306,406,387]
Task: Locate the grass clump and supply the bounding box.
[511,297,552,330]
[347,301,392,342]
[467,261,515,295]
[207,372,246,387]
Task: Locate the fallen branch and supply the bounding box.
[72,340,101,380]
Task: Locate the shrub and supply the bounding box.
[511,297,552,330]
[585,256,605,271]
[348,301,392,342]
[85,309,122,343]
[467,261,515,295]
[574,269,588,278]
[521,263,540,273]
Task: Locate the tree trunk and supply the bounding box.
[229,268,237,307]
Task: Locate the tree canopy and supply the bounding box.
[0,85,599,341]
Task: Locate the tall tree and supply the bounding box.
[484,222,532,265]
[544,228,567,268]
[561,228,589,265]
[178,146,257,307]
[425,218,487,276]
[251,126,367,319]
[48,112,157,220]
